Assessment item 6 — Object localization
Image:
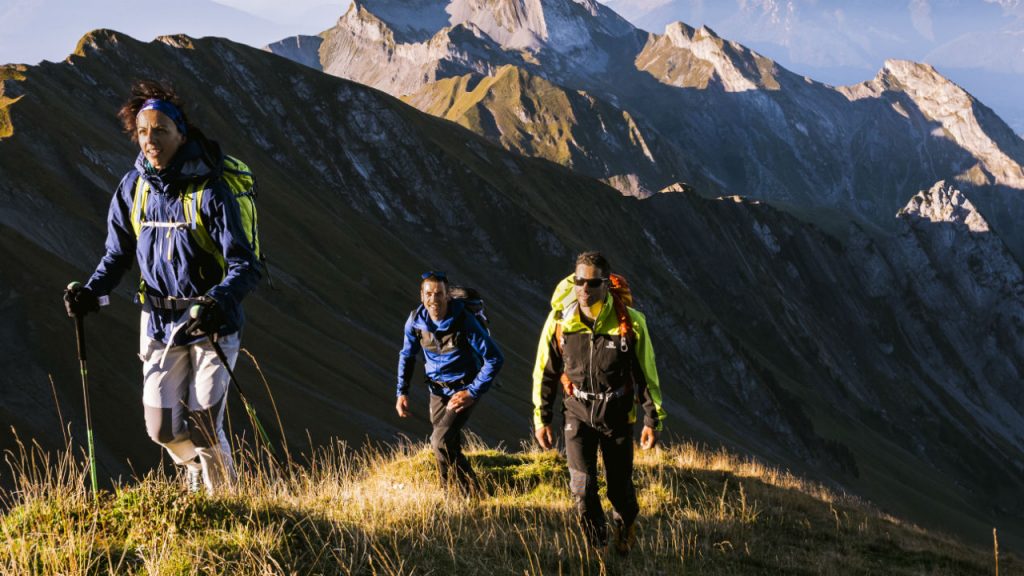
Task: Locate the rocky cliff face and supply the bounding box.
[402,64,695,196]
[2,29,1024,548]
[268,0,1024,259]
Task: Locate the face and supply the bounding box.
[574,263,608,308]
[421,279,449,322]
[136,109,185,170]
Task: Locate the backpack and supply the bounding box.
[129,155,267,283]
[450,285,489,332]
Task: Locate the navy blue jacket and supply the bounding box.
[86,133,260,345]
[397,300,504,398]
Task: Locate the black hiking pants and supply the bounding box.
[429,393,479,493]
[564,414,639,544]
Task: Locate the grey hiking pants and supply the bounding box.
[139,311,238,494]
[429,392,479,493]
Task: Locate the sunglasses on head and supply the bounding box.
[421,271,447,280]
[573,276,607,288]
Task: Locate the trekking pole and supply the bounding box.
[190,306,276,458]
[67,283,98,501]
[210,337,277,458]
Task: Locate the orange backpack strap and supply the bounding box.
[609,273,635,352]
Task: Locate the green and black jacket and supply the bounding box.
[532,293,666,432]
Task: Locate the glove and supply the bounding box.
[64,282,100,318]
[185,299,225,338]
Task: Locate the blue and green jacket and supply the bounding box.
[85,133,260,345]
[397,300,504,398]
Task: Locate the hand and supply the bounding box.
[535,425,554,450]
[185,299,225,337]
[395,395,410,418]
[448,390,476,413]
[64,282,100,317]
[640,426,658,450]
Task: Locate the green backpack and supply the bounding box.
[129,155,264,278]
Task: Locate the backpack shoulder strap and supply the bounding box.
[612,295,635,352]
[183,181,226,272]
[129,175,150,237]
[553,308,567,356]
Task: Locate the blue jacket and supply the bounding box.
[397,300,504,398]
[85,133,260,345]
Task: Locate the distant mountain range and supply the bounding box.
[268,0,1024,261]
[3,18,1024,550]
[602,0,1024,134]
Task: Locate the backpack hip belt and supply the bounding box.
[571,387,628,402]
[146,294,206,312]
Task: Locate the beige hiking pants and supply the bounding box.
[139,311,239,494]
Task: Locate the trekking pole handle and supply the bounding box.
[66,281,110,306]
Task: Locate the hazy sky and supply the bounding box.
[0,0,349,65]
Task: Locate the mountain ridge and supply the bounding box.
[268,0,1024,260]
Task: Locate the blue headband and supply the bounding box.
[139,99,187,135]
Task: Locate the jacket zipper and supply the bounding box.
[589,328,597,430]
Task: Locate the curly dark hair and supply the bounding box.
[117,79,192,142]
[575,251,610,277]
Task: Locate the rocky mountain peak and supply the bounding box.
[897,180,989,233]
[841,59,1024,189]
[356,0,451,43]
[72,28,125,58]
[441,0,634,54]
[640,20,779,91]
[662,22,724,49]
[340,3,401,47]
[350,0,637,53]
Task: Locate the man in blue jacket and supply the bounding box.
[63,79,260,494]
[396,271,504,493]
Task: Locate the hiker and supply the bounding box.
[396,271,504,493]
[531,251,666,553]
[63,79,260,494]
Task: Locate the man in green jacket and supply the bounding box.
[532,251,666,554]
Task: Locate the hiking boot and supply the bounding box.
[612,519,636,555]
[186,465,204,494]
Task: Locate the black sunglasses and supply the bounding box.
[421,271,448,280]
[573,276,607,288]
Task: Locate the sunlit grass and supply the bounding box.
[0,432,1013,575]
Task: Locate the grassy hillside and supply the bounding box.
[1,436,1011,575]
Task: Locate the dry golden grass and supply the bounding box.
[0,431,1014,575]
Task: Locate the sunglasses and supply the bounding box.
[573,276,607,288]
[421,271,447,280]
